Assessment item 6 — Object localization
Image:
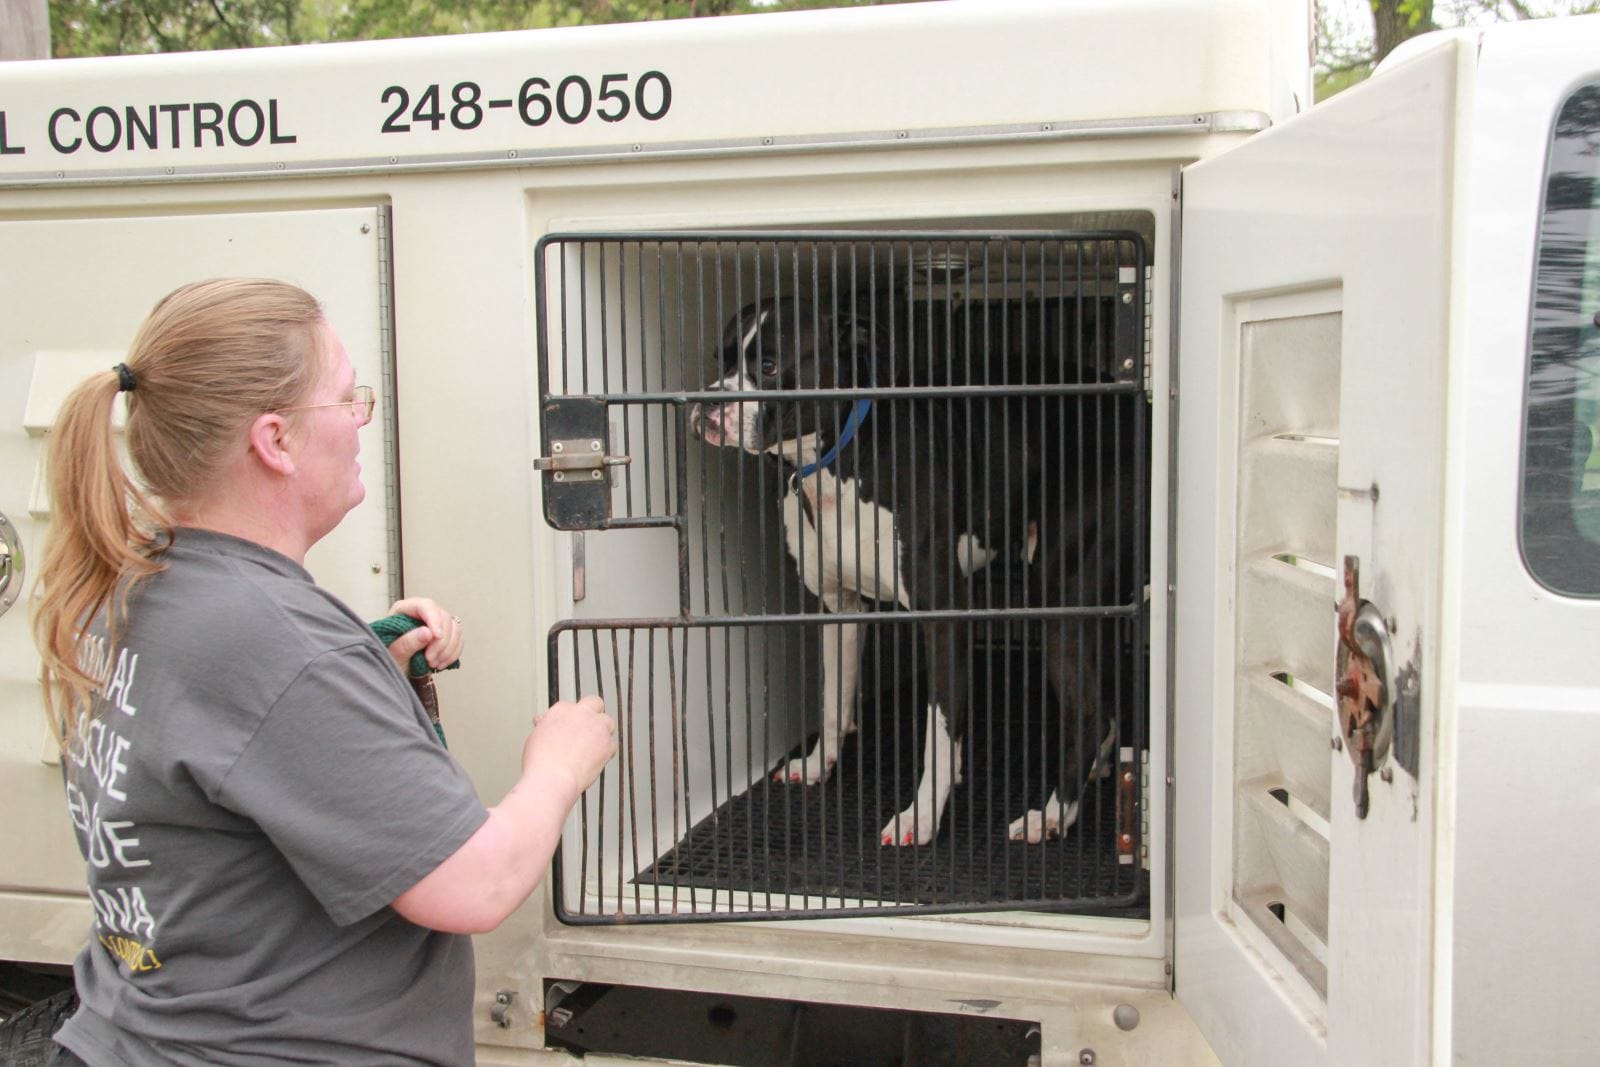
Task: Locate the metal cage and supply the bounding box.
[536,232,1150,922]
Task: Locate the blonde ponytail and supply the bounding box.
[31,278,325,745]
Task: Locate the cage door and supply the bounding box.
[536,231,1151,923]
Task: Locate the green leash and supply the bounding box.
[370,613,459,747]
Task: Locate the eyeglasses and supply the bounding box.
[279,385,376,423]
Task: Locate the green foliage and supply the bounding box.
[44,0,1596,60]
[1391,0,1431,31]
[47,0,924,55]
[326,0,557,42]
[51,0,305,56]
[1315,63,1374,103]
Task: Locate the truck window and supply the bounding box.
[1521,81,1600,596]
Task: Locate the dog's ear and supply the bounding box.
[834,313,887,385]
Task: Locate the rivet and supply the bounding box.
[590,440,601,451]
[360,224,371,234]
[553,443,565,453]
[370,564,381,574]
[1121,291,1134,304]
[553,472,565,482]
[1080,1051,1097,1066]
[590,470,602,480]
[508,150,518,159]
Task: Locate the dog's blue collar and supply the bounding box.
[793,397,873,482]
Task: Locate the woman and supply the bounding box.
[31,278,616,1066]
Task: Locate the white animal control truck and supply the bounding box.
[1,1,1597,1064]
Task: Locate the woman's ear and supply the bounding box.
[247,412,296,477]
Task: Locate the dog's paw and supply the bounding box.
[878,812,935,847]
[774,751,834,786]
[1007,800,1079,844]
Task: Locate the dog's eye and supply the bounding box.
[760,358,779,378]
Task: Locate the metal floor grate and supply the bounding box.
[635,694,1147,914]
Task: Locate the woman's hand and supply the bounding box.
[390,694,616,934]
[523,695,617,798]
[385,597,465,676]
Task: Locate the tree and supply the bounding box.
[43,0,915,54]
[1317,0,1600,100]
[39,0,1596,60]
[1,0,51,58]
[1373,0,1434,61]
[50,0,303,55]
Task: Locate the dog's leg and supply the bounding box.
[881,621,968,847]
[776,616,860,785]
[1008,618,1102,844]
[1009,729,1118,841]
[1010,789,1077,844]
[880,702,963,847]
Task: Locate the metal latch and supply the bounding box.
[0,510,23,619]
[533,438,631,482]
[1335,555,1394,819]
[490,989,516,1029]
[538,397,628,531]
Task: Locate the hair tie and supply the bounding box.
[114,363,137,393]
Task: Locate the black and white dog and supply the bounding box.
[688,295,1135,847]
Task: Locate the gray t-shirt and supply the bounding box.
[54,528,490,1066]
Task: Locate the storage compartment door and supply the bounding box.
[1173,43,1457,1067]
[0,207,397,961]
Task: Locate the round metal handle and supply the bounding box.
[0,510,22,618]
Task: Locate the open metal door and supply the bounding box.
[1173,42,1459,1067]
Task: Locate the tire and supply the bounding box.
[0,989,79,1067]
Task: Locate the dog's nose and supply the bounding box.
[689,402,723,442]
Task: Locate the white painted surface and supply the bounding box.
[1444,17,1600,1064]
[0,1,1314,1058]
[0,208,393,907]
[0,0,1299,185]
[1176,38,1461,1067]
